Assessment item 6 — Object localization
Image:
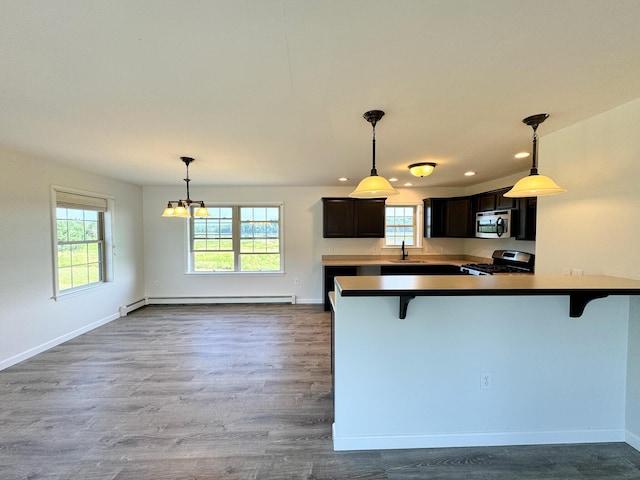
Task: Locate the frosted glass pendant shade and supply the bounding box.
[504,173,567,198]
[162,203,175,217]
[173,201,191,217]
[194,202,210,217]
[349,175,399,198]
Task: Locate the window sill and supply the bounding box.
[52,282,113,301]
[185,271,285,276]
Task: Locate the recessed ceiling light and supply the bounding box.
[514,152,530,159]
[464,171,477,176]
[338,177,349,182]
[388,177,398,182]
[404,182,413,187]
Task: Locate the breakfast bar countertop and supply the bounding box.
[334,274,640,319]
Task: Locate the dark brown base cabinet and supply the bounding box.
[322,198,385,238]
[323,265,358,311]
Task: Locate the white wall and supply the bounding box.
[143,185,463,304]
[532,97,640,447]
[0,147,145,369]
[536,98,640,278]
[143,182,536,304]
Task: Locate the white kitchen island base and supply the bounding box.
[331,275,640,451]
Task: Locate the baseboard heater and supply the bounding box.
[118,298,147,317]
[145,295,296,305]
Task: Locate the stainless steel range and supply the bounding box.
[461,250,535,275]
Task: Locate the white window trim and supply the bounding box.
[50,185,115,300]
[382,202,423,249]
[186,202,285,275]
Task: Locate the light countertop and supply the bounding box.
[334,274,640,319]
[322,254,488,267]
[335,274,640,296]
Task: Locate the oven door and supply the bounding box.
[476,210,512,238]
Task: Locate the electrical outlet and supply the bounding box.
[294,278,300,285]
[571,268,583,276]
[481,372,492,390]
[154,280,160,286]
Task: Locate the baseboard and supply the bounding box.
[626,430,640,452]
[0,312,120,371]
[146,295,296,305]
[332,424,626,451]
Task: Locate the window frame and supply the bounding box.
[187,203,284,274]
[383,203,423,249]
[50,186,114,299]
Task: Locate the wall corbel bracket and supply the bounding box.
[569,293,609,317]
[399,295,416,319]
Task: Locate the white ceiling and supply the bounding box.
[2,1,640,188]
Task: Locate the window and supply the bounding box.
[189,205,283,273]
[52,188,113,297]
[384,204,421,247]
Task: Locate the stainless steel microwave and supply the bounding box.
[476,210,512,238]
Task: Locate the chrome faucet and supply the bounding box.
[401,241,408,260]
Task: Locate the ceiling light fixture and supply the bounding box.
[504,114,567,198]
[464,171,477,176]
[408,162,436,177]
[514,152,530,159]
[349,110,399,198]
[162,156,210,218]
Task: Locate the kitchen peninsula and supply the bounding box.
[331,274,640,451]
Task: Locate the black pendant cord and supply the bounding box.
[522,113,548,177]
[370,123,378,176]
[184,164,191,204]
[181,156,194,205]
[530,124,539,176]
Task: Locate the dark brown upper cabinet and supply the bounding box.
[473,187,516,213]
[424,197,473,238]
[322,198,385,238]
[515,197,537,241]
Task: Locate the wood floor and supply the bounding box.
[2,304,640,479]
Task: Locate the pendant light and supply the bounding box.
[349,110,399,198]
[504,114,566,198]
[162,156,210,218]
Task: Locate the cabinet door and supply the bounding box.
[445,197,473,237]
[355,199,385,237]
[424,198,446,237]
[495,187,516,210]
[476,193,496,212]
[323,266,358,310]
[322,198,355,238]
[515,197,537,240]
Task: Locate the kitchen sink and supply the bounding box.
[389,259,426,263]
